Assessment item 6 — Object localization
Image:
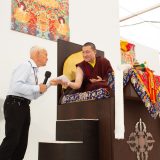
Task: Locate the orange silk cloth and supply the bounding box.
[137,68,160,104]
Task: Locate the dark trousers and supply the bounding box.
[0,96,31,160]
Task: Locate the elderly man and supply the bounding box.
[51,42,113,92]
[0,46,54,160]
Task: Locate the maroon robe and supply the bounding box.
[76,56,113,92]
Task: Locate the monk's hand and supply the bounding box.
[89,76,104,83]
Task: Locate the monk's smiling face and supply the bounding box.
[82,45,96,63]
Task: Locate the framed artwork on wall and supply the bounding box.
[11,0,70,41]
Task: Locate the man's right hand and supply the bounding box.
[39,83,47,93]
[89,76,105,83]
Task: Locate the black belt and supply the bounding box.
[6,95,31,105]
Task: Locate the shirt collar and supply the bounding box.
[29,59,38,68]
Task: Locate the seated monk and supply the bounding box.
[51,42,113,92]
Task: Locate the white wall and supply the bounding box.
[70,0,121,68]
[135,42,160,75]
[0,0,120,160]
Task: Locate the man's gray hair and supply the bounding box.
[30,46,46,58]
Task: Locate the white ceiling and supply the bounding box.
[119,0,160,51]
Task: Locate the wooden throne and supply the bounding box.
[38,39,160,160]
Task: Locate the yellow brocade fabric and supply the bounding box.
[120,40,128,52]
[63,51,83,81]
[88,59,96,67]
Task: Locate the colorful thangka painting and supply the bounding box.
[120,40,136,65]
[11,0,70,41]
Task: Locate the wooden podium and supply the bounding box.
[57,83,160,160]
[57,40,160,160]
[38,40,160,160]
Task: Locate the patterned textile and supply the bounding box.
[138,70,160,90]
[60,68,160,119]
[124,69,160,119]
[120,40,135,65]
[61,88,110,104]
[11,0,69,41]
[138,68,158,104]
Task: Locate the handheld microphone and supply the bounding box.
[43,71,51,84]
[40,71,51,94]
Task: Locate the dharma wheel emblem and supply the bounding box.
[127,118,155,160]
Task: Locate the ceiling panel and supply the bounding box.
[119,0,160,51]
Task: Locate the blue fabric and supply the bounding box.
[61,88,110,104]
